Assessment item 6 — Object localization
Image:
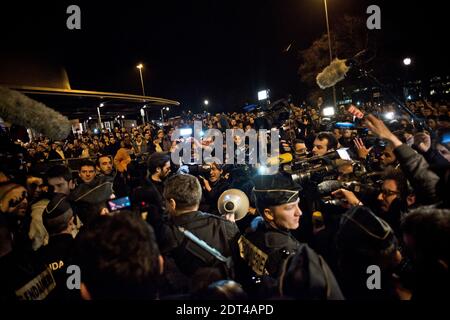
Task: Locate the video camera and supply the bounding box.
[253,98,292,130]
[290,163,337,185]
[317,179,379,197]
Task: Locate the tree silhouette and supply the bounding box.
[298,15,367,104]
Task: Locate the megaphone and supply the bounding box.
[217,189,249,221]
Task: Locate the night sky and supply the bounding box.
[0,0,448,113]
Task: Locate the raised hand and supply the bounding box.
[414,132,431,153]
[353,137,373,159]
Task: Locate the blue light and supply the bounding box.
[335,122,355,128]
[442,133,450,144]
[258,166,268,175]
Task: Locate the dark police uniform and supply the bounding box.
[0,249,56,300]
[238,174,303,278]
[238,219,301,277]
[37,233,78,300]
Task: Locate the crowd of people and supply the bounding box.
[0,97,449,300]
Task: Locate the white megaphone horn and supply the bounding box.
[217,189,250,222]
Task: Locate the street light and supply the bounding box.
[322,0,337,108]
[402,57,412,101]
[140,107,146,124]
[97,103,104,129]
[204,100,209,106]
[136,63,146,96]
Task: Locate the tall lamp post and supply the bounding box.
[136,64,146,96]
[136,64,147,124]
[323,0,337,107]
[161,107,169,123]
[97,103,104,129]
[403,57,412,101]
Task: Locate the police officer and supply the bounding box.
[38,194,79,299]
[238,173,304,278]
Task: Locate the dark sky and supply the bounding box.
[0,0,448,113]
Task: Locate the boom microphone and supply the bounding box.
[316,58,350,89]
[316,48,373,90]
[0,86,71,140]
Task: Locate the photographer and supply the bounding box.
[293,139,308,161]
[364,114,441,205]
[311,132,337,157]
[198,162,230,216]
[130,152,171,242]
[338,128,354,148]
[331,168,408,237]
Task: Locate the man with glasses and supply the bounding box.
[333,169,408,237]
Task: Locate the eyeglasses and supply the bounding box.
[380,189,399,197]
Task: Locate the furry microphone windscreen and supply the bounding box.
[0,86,72,140]
[316,58,350,89]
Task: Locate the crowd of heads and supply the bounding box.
[0,96,449,300]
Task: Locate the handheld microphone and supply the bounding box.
[266,152,293,165]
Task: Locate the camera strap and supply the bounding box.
[176,226,233,271]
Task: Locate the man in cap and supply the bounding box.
[38,194,78,299]
[70,160,114,225]
[278,244,344,300]
[335,206,403,300]
[238,173,304,279]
